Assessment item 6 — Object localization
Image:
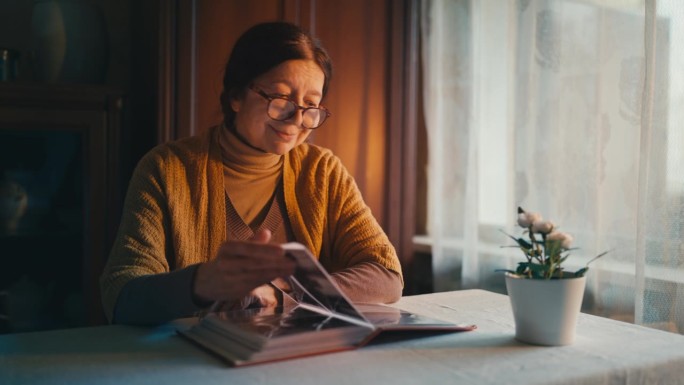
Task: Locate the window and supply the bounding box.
[419,0,684,334]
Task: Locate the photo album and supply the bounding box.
[175,242,476,366]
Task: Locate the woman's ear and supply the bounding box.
[230,97,242,113]
[228,89,243,112]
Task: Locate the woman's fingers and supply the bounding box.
[235,284,279,309]
[217,241,285,260]
[250,228,272,243]
[193,240,296,304]
[214,244,294,273]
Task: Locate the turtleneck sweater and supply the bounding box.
[218,126,282,229]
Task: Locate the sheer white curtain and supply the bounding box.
[422,0,684,334]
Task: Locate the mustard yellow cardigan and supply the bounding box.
[100,125,402,321]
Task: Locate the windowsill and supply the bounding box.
[413,234,684,285]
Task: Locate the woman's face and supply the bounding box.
[231,59,325,155]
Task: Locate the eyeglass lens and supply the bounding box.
[267,98,326,129]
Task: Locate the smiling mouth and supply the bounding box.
[270,126,297,139]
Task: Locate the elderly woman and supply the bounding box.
[100,22,403,325]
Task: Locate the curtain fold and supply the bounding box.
[422,0,684,334]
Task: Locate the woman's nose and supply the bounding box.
[285,105,306,128]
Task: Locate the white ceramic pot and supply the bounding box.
[505,273,586,346]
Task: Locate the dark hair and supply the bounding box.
[220,22,333,127]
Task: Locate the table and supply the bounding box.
[1,289,684,385]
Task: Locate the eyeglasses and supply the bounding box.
[249,85,331,129]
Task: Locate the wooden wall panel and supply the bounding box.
[310,0,389,226]
[177,0,282,137]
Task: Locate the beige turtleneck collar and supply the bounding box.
[219,125,283,228]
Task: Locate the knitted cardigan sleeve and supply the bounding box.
[283,144,403,289]
[100,128,226,322]
[99,146,174,321]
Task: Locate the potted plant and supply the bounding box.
[500,207,608,346]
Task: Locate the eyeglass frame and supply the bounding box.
[248,84,331,129]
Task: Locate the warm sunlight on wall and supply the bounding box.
[194,1,282,133]
[311,1,389,222]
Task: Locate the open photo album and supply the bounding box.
[175,242,476,366]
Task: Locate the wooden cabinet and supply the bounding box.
[0,83,123,332]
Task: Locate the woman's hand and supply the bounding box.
[193,229,295,306]
[235,283,280,309]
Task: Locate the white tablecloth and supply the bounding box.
[1,289,683,385]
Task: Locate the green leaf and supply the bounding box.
[574,267,588,277]
[527,263,548,277]
[545,239,562,258]
[517,237,533,249]
[516,262,529,275]
[495,269,518,275]
[586,249,611,267]
[499,229,533,249]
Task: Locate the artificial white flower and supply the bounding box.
[531,220,554,234]
[547,231,574,249]
[561,234,574,249]
[517,212,542,227]
[503,206,608,279]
